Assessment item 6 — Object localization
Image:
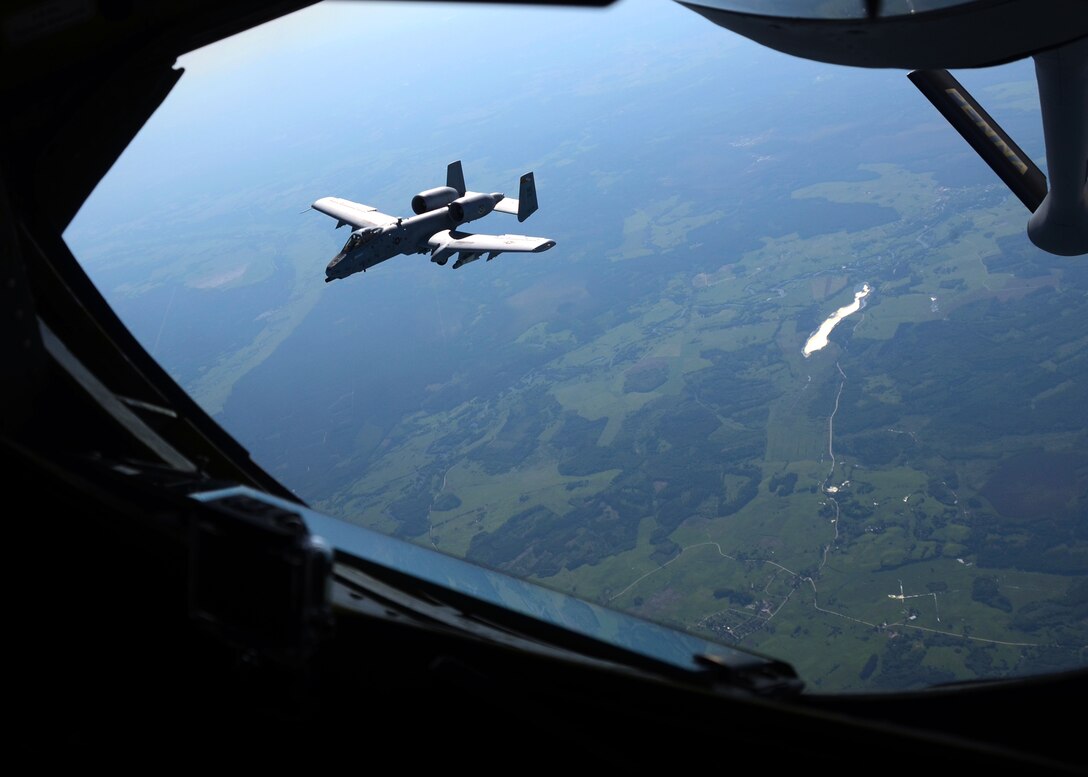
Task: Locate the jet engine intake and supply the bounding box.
[412,186,460,214]
[448,193,497,223]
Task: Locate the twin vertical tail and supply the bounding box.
[447,160,467,196]
[446,159,540,222]
[516,172,538,223]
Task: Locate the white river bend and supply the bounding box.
[803,283,872,357]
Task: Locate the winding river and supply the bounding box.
[803,283,871,357]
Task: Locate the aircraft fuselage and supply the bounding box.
[325,195,501,282]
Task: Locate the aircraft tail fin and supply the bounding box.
[454,163,539,222]
[447,160,466,195]
[516,172,538,222]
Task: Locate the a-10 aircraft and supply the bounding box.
[314,161,556,282]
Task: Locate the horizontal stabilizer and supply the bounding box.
[908,69,1047,212]
[491,172,539,221]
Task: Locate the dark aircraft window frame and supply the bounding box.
[8,1,1085,768]
[678,0,977,19]
[47,0,1086,691]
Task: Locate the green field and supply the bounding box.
[319,162,1088,691]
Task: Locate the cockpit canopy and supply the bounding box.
[345,227,382,250]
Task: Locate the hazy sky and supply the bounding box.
[68,0,1041,248]
[64,0,788,237]
[63,0,1041,355]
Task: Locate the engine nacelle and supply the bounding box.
[448,193,497,223]
[411,186,460,215]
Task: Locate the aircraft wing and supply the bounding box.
[427,229,556,266]
[312,196,399,229]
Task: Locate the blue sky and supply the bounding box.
[65,0,781,238]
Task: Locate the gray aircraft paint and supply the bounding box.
[315,161,555,282]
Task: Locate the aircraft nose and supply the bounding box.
[325,251,347,280]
